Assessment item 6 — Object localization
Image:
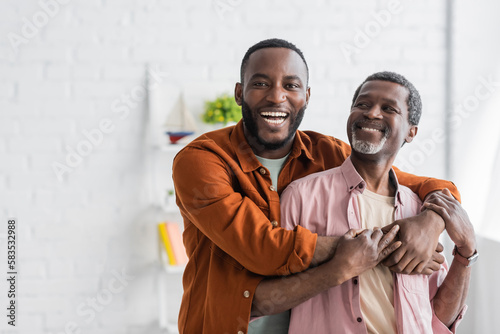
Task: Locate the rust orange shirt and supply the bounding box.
[172,121,459,334]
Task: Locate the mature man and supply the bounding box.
[172,39,462,333]
[254,72,475,333]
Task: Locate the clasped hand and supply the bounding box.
[327,225,401,281]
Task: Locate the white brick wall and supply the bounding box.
[0,0,450,332]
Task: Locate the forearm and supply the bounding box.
[252,233,349,316]
[252,227,401,316]
[311,235,339,265]
[251,262,345,316]
[432,260,471,327]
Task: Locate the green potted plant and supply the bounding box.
[202,94,242,126]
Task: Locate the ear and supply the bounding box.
[404,125,418,144]
[234,82,243,106]
[305,86,311,106]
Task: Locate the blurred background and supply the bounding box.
[0,0,499,333]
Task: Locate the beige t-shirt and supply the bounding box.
[357,189,397,334]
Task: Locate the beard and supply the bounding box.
[350,123,390,155]
[241,98,306,151]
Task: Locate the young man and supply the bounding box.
[260,72,475,333]
[172,39,464,333]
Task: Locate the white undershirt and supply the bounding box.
[357,189,397,334]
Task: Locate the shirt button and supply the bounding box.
[357,317,362,323]
[243,290,250,298]
[359,184,364,189]
[238,331,244,334]
[271,220,278,227]
[259,167,266,175]
[269,185,276,191]
[353,278,358,285]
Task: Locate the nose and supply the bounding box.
[364,105,383,119]
[266,85,287,104]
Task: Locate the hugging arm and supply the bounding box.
[252,226,401,316]
[424,189,475,327]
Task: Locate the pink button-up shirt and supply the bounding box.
[281,157,466,334]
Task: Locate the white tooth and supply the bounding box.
[261,112,287,117]
[361,127,381,132]
[263,118,285,125]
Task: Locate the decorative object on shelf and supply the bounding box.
[164,93,198,144]
[162,188,177,212]
[202,93,241,126]
[158,222,188,266]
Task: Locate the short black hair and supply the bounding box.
[240,38,309,84]
[351,71,422,126]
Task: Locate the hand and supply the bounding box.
[423,189,476,257]
[420,242,445,275]
[382,209,444,274]
[328,226,401,282]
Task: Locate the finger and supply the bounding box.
[344,229,359,239]
[377,225,399,248]
[424,191,446,204]
[382,246,406,267]
[400,257,421,275]
[352,228,367,237]
[429,259,441,271]
[421,268,433,275]
[442,188,453,197]
[388,252,413,273]
[371,227,384,241]
[422,203,450,220]
[425,192,456,208]
[358,229,373,238]
[432,251,445,265]
[381,222,397,234]
[439,189,455,202]
[435,242,444,253]
[411,261,427,275]
[378,241,402,261]
[423,194,448,206]
[421,259,440,275]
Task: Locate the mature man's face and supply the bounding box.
[235,48,310,157]
[347,80,417,159]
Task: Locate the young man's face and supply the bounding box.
[347,80,417,159]
[235,48,310,157]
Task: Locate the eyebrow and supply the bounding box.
[283,75,303,83]
[247,73,304,84]
[248,73,270,81]
[356,93,400,106]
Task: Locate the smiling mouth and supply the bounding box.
[260,111,288,125]
[358,126,384,133]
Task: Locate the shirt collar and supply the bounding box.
[230,120,314,173]
[340,156,404,207]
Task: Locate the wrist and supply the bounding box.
[322,257,350,288]
[456,242,476,258]
[452,245,478,267]
[422,209,445,233]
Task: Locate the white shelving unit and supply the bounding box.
[147,76,200,333]
[150,142,187,333]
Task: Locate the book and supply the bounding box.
[165,222,188,265]
[158,222,176,265]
